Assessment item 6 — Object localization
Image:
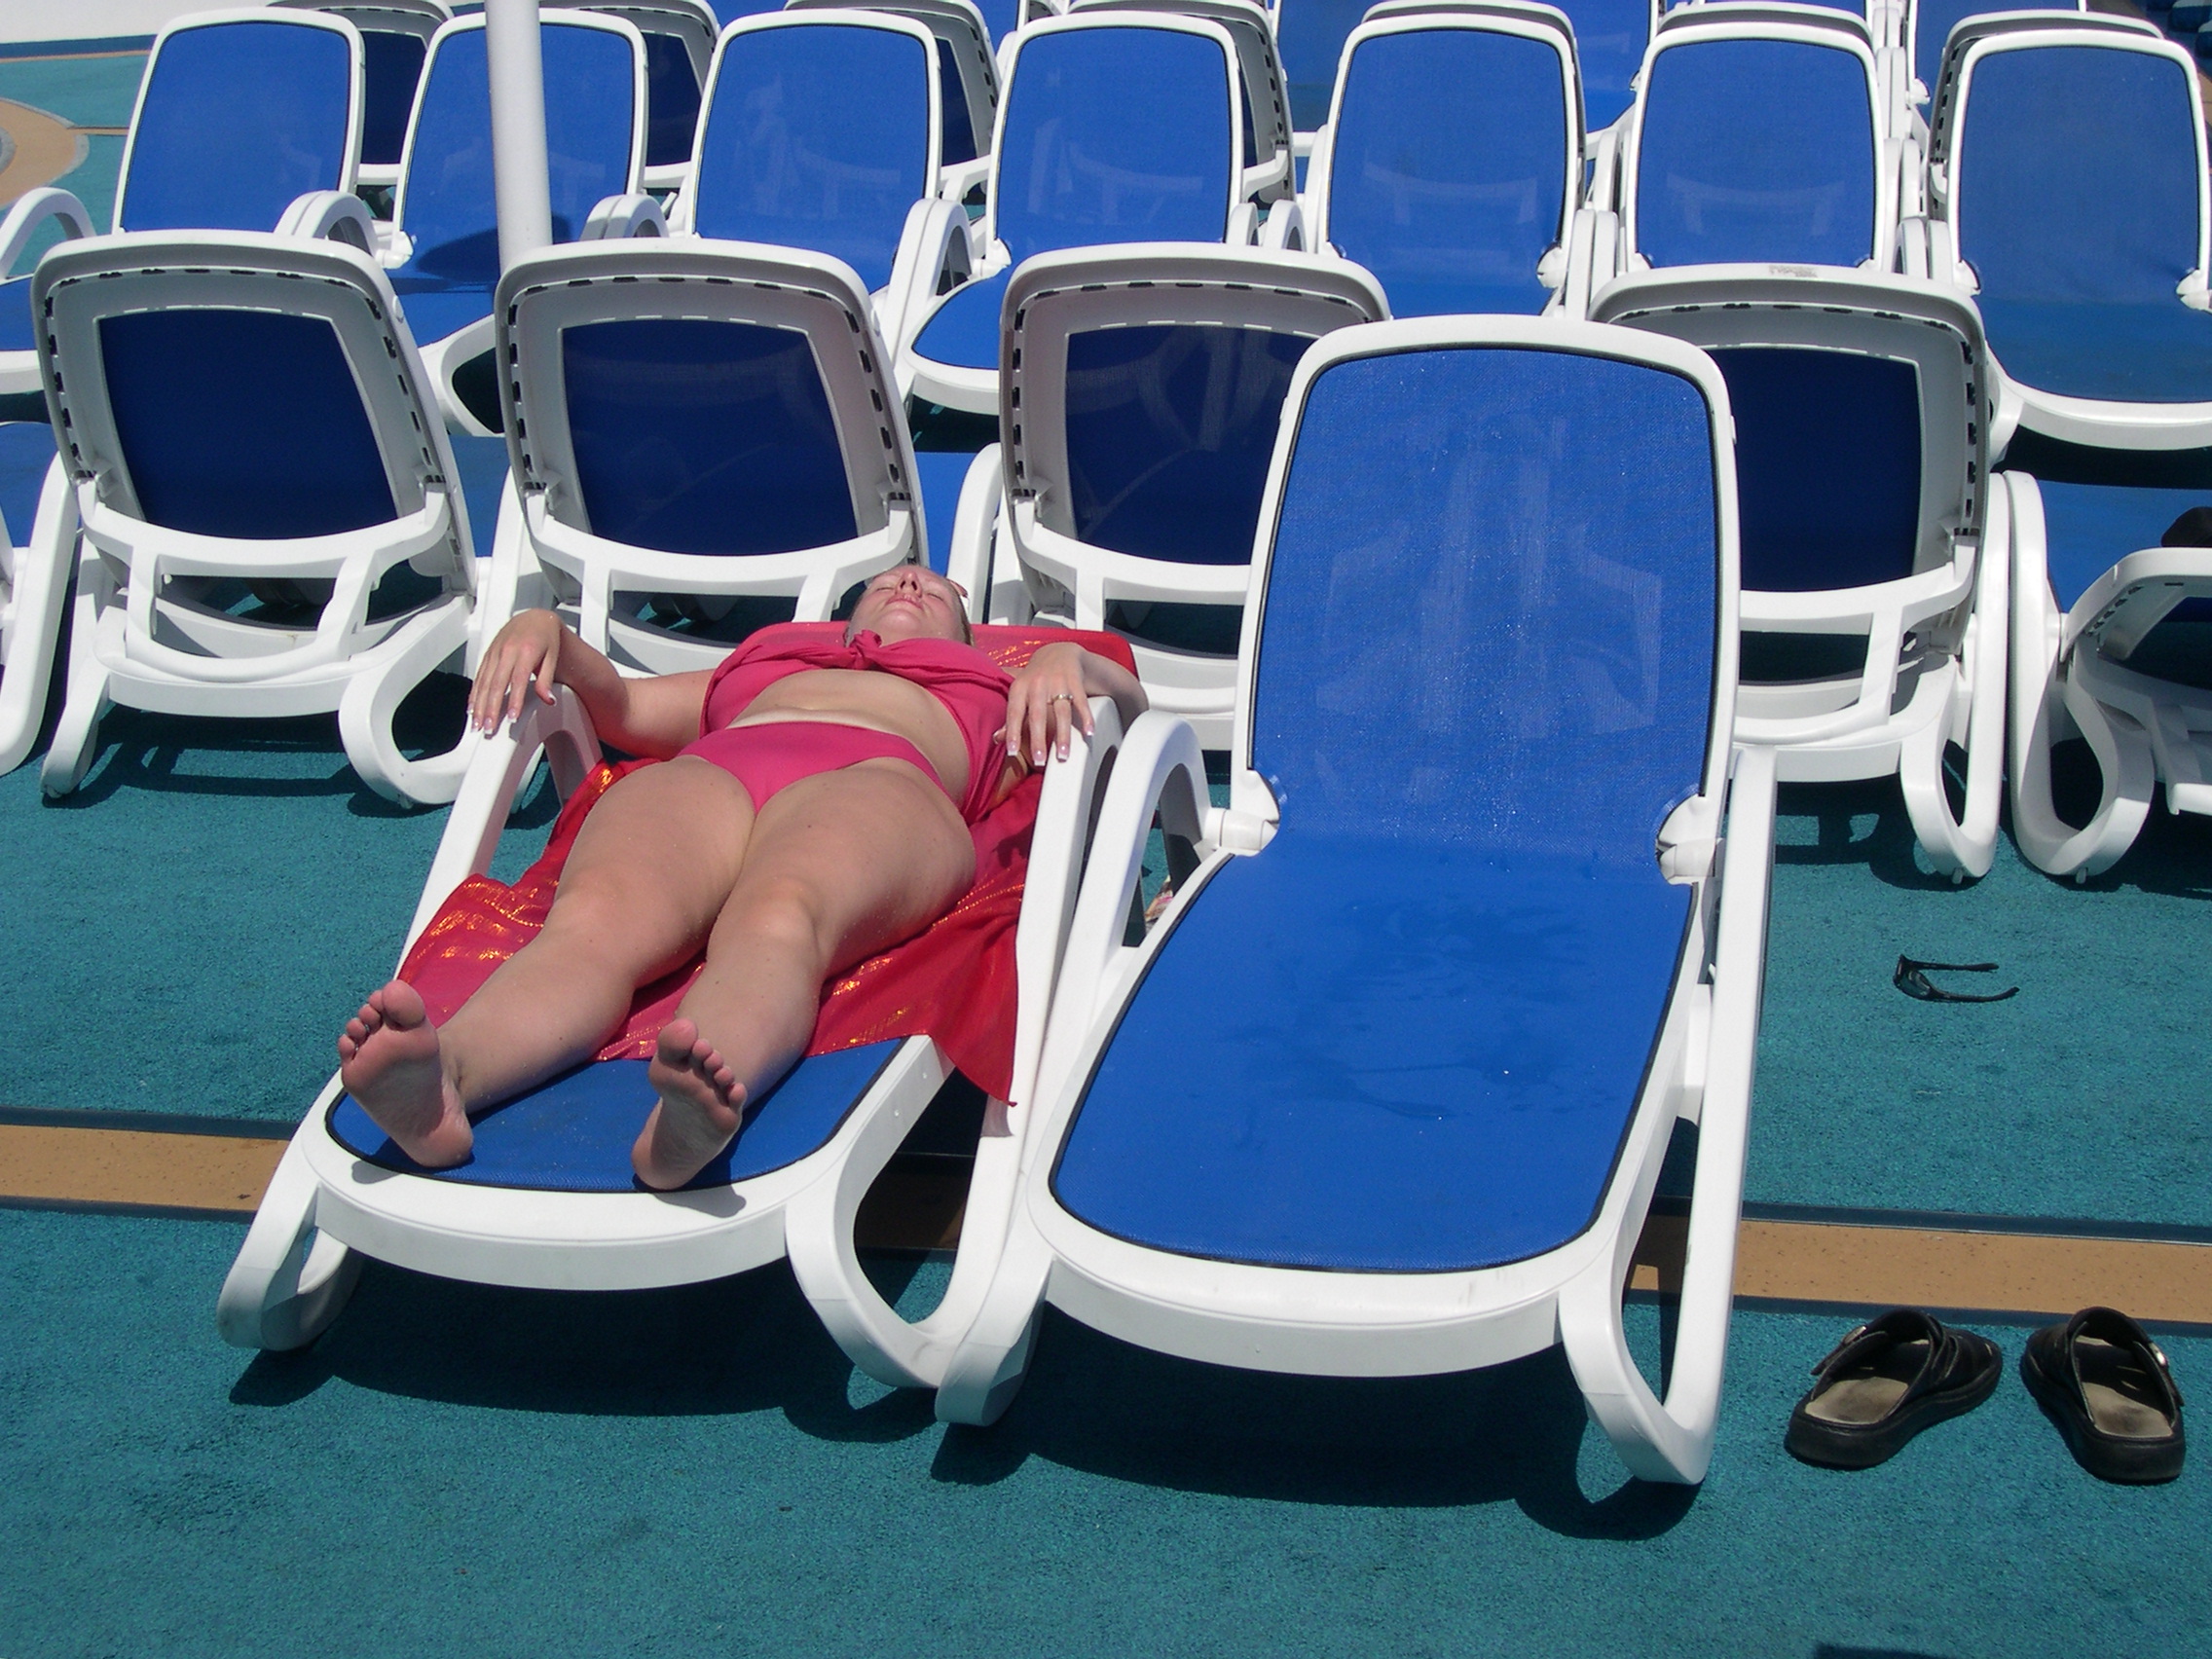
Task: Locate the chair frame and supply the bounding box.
[2005,473,2212,879]
[217,669,1130,1397]
[898,11,1259,414]
[1595,264,2007,879]
[497,240,927,675]
[1301,6,1585,309]
[272,0,453,192]
[932,314,1780,1488]
[1919,24,2212,454]
[30,232,483,805]
[575,0,720,193]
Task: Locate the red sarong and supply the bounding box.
[396,625,1136,1101]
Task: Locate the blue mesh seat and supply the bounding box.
[1312,14,1580,317]
[991,244,1385,742]
[1939,33,2212,449]
[0,11,365,397]
[1627,24,1888,271]
[1277,0,1367,130]
[494,240,928,673]
[386,13,645,422]
[934,319,1779,1488]
[902,15,1250,413]
[29,232,482,806]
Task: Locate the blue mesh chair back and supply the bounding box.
[1634,38,1876,268]
[559,316,860,555]
[972,0,1021,47]
[644,29,706,169]
[1954,44,2207,403]
[936,38,980,165]
[97,309,398,539]
[1560,0,1653,130]
[1913,0,2002,100]
[1277,0,1366,129]
[690,23,935,291]
[398,23,638,296]
[360,28,428,168]
[1062,323,1312,565]
[1324,27,1571,316]
[994,26,1235,262]
[1051,342,1721,1272]
[1711,346,1920,592]
[119,19,357,233]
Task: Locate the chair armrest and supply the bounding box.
[1897,215,1931,280]
[883,195,971,358]
[1258,199,1306,251]
[1227,202,1260,246]
[1560,205,1618,320]
[1584,126,1621,212]
[940,156,992,205]
[0,187,93,277]
[275,190,377,252]
[402,684,604,947]
[582,193,669,240]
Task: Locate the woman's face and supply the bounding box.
[848,565,970,644]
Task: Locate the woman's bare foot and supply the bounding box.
[337,981,473,1168]
[634,1017,747,1191]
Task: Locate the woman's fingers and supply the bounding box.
[1051,689,1074,759]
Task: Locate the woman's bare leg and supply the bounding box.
[340,758,757,1165]
[633,758,975,1189]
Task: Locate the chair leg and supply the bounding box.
[0,460,74,775]
[337,599,475,806]
[37,570,111,797]
[932,1200,1052,1425]
[216,1129,361,1351]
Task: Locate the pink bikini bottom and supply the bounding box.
[677,720,950,813]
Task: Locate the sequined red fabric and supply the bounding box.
[398,626,1137,1101]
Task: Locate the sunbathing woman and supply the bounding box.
[337,564,1146,1190]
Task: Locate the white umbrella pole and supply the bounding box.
[483,0,553,270]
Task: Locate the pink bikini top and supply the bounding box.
[700,623,1014,824]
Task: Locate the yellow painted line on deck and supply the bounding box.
[0,97,89,209]
[6,1120,2208,1323]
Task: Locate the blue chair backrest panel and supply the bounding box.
[1711,346,1921,592]
[1062,322,1311,565]
[1913,0,1994,99]
[997,28,1234,261]
[1278,0,1367,129]
[1051,345,1719,1273]
[561,317,860,555]
[972,0,1020,48]
[123,21,355,233]
[1254,346,1718,858]
[360,30,428,167]
[1560,0,1651,129]
[1327,29,1570,317]
[1958,47,2199,308]
[936,40,979,166]
[692,26,933,291]
[644,31,705,168]
[405,25,638,284]
[1636,39,1876,268]
[99,310,397,538]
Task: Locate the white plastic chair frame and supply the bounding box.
[1602,8,1905,289]
[931,314,1780,1488]
[32,233,483,804]
[899,12,1262,414]
[2005,475,2212,880]
[577,0,719,193]
[1913,4,2113,148]
[1916,24,2212,455]
[663,10,977,374]
[217,674,1130,1390]
[1301,6,1585,303]
[1595,264,2005,879]
[387,10,651,435]
[497,240,925,675]
[975,242,1385,746]
[272,0,453,192]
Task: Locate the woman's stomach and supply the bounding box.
[722,669,972,800]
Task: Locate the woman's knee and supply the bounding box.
[715,875,838,967]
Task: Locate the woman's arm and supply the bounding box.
[999,641,1150,767]
[469,609,711,758]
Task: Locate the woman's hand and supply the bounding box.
[999,641,1094,767]
[468,608,568,734]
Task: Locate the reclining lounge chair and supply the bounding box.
[1595,264,2006,879]
[274,0,454,199]
[934,315,1780,1486]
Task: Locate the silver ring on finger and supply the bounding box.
[1048,691,1074,705]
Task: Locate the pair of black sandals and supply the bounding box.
[1786,1307,2187,1484]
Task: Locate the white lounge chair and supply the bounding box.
[1596,264,2006,879]
[577,0,720,192]
[966,243,1384,744]
[217,625,1135,1396]
[273,0,454,197]
[32,233,484,805]
[934,314,1779,1487]
[2006,472,2212,879]
[494,240,931,674]
[1916,18,2212,455]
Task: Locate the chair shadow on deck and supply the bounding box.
[228,1254,1698,1540]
